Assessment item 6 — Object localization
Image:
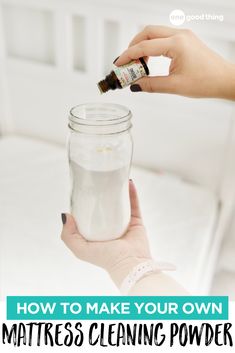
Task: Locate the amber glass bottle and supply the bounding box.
[98,58,149,94]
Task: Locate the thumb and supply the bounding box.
[61,213,79,236]
[129,180,142,219]
[130,75,177,94]
[60,213,89,259]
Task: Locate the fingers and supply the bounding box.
[130,75,178,94]
[115,38,173,66]
[129,180,142,219]
[128,25,178,47]
[61,213,89,259]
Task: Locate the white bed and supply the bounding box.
[0,135,219,296]
[1,0,235,298]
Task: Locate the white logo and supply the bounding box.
[169,9,224,25]
[169,9,185,26]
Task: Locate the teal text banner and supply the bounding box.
[7,296,228,320]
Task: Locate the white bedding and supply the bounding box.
[0,135,218,296]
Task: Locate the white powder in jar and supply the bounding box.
[70,161,131,241]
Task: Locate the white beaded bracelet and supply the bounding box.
[120,260,176,295]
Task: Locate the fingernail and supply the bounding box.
[61,213,67,225]
[113,56,120,64]
[129,179,133,182]
[130,84,142,92]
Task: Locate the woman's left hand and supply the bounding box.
[61,180,152,288]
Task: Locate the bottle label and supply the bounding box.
[113,59,147,88]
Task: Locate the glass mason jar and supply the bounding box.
[68,103,133,241]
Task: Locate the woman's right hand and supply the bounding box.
[115,25,235,100]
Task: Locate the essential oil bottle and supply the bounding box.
[98,58,149,94]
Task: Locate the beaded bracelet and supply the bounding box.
[120,260,176,295]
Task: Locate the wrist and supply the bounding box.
[219,61,235,100]
[108,256,152,289]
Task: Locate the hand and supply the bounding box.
[115,25,235,100]
[61,180,152,288]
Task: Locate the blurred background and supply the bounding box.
[0,0,235,298]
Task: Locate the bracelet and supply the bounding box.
[120,260,176,295]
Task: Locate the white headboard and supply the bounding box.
[0,0,235,194]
